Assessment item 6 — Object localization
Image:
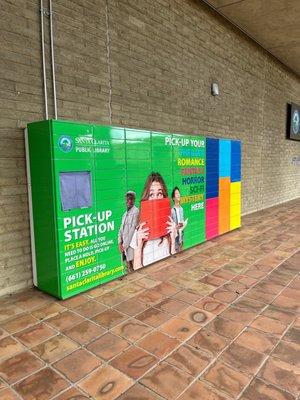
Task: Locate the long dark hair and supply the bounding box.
[141,172,168,201]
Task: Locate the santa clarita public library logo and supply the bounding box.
[58,135,73,152]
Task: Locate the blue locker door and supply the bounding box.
[231,140,241,182]
[219,139,231,178]
[206,138,219,199]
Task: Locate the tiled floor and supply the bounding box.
[0,199,299,400]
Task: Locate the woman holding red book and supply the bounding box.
[130,172,177,270]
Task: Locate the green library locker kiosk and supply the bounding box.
[26,120,241,299]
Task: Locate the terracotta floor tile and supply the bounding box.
[154,282,179,296]
[166,344,211,376]
[233,297,266,312]
[0,304,23,323]
[142,269,170,283]
[243,377,295,400]
[220,342,265,374]
[138,331,180,358]
[0,329,7,340]
[114,298,149,316]
[53,387,89,399]
[179,306,216,326]
[233,275,257,287]
[117,383,162,399]
[289,277,300,290]
[86,286,115,298]
[280,287,300,300]
[211,289,239,303]
[272,340,300,367]
[14,323,57,347]
[255,280,285,295]
[250,316,287,337]
[135,289,165,306]
[96,291,129,307]
[155,298,188,315]
[59,294,89,309]
[159,317,199,341]
[31,334,79,363]
[135,276,161,289]
[110,346,157,379]
[31,303,66,321]
[140,361,193,400]
[171,290,199,304]
[73,300,108,318]
[199,275,227,287]
[245,288,276,303]
[136,307,172,327]
[234,327,278,354]
[117,283,149,298]
[1,200,300,399]
[223,262,246,275]
[0,351,44,384]
[79,365,133,400]
[220,306,256,325]
[86,332,130,361]
[222,281,248,295]
[0,314,38,334]
[112,318,152,342]
[184,281,215,296]
[284,251,300,267]
[283,326,300,345]
[203,361,250,397]
[206,316,244,339]
[269,271,293,285]
[178,380,228,400]
[0,337,24,361]
[212,269,235,281]
[187,328,229,357]
[53,348,101,382]
[92,309,127,329]
[262,305,296,325]
[0,388,20,400]
[193,297,227,315]
[63,320,106,345]
[245,266,270,279]
[258,357,300,395]
[294,316,300,328]
[14,367,69,400]
[14,291,54,311]
[272,295,299,313]
[46,310,84,331]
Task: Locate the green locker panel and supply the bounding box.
[27,120,240,299]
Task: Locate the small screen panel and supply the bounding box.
[60,171,92,211]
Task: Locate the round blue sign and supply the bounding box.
[58,135,73,152]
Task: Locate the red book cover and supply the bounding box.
[140,198,171,240]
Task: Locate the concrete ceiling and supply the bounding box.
[203,0,300,76]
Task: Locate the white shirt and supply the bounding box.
[130,231,170,268]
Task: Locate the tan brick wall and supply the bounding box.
[0,0,299,295]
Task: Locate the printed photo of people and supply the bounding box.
[129,172,188,270]
[118,191,139,272]
[118,173,189,272]
[171,186,188,252]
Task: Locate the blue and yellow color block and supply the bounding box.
[206,138,241,239]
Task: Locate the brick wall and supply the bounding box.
[0,0,299,295]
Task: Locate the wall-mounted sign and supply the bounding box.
[287,103,300,141]
[26,120,241,299]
